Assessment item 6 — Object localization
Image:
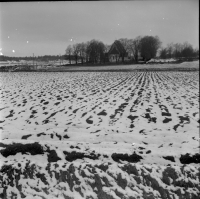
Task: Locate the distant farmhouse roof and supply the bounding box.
[108,40,127,56]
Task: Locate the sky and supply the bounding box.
[0,1,199,57]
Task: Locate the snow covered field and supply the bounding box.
[44,60,199,72]
[0,69,199,198]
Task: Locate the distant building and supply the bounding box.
[108,40,128,63]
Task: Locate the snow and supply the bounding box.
[0,63,199,198]
[40,60,199,71]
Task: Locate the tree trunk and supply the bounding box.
[134,53,138,63]
[69,55,71,65]
[122,55,124,63]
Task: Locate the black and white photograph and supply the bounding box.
[0,1,199,198]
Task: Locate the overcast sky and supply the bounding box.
[0,1,199,57]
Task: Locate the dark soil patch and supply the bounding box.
[162,112,172,117]
[43,119,49,124]
[47,150,61,162]
[127,115,138,121]
[55,133,62,140]
[139,129,147,135]
[163,156,175,162]
[31,110,37,114]
[82,112,87,117]
[163,118,172,123]
[70,145,80,149]
[63,134,70,139]
[91,130,101,134]
[173,124,180,131]
[86,117,93,124]
[138,147,145,150]
[180,153,200,164]
[46,112,57,120]
[5,113,13,118]
[21,134,32,139]
[40,99,45,103]
[63,151,100,162]
[142,141,148,145]
[0,142,44,157]
[73,108,79,114]
[138,88,144,96]
[37,132,46,137]
[111,152,143,163]
[146,150,151,154]
[97,110,107,116]
[0,142,7,148]
[0,142,61,162]
[143,113,157,123]
[179,116,190,124]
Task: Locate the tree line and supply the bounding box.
[0,55,65,62]
[159,42,199,59]
[65,36,199,64]
[65,40,110,64]
[1,36,198,64]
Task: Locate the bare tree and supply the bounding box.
[104,44,111,63]
[118,38,130,52]
[193,48,199,58]
[85,41,90,63]
[166,42,196,59]
[181,42,194,58]
[172,43,183,59]
[80,43,87,64]
[86,40,105,64]
[159,48,167,59]
[129,36,141,62]
[104,44,111,53]
[65,45,72,64]
[98,41,106,64]
[118,38,131,62]
[76,43,83,64]
[72,44,79,65]
[166,43,174,59]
